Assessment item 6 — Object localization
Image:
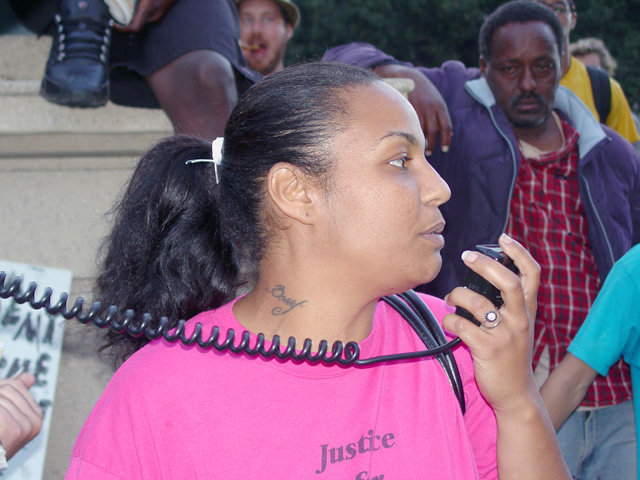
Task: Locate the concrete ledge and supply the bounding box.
[0,155,136,279]
[0,154,137,171]
[0,91,172,135]
[0,79,41,95]
[0,35,50,81]
[1,132,169,158]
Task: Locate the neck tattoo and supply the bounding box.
[266,285,308,315]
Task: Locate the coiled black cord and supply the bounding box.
[0,271,461,367]
[0,271,466,411]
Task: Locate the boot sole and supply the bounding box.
[40,77,109,108]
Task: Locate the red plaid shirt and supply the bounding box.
[506,113,632,407]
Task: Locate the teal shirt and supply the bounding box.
[569,243,640,478]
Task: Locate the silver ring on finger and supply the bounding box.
[481,310,502,329]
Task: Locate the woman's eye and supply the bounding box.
[389,157,407,168]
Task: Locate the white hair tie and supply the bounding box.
[185,137,224,184]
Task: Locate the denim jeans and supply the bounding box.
[557,400,637,479]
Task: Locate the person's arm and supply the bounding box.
[541,244,640,431]
[444,234,570,480]
[373,63,452,156]
[323,42,452,155]
[0,373,43,462]
[539,353,597,430]
[115,0,177,33]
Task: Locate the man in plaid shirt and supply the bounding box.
[323,1,640,477]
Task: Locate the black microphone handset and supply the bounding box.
[455,244,519,326]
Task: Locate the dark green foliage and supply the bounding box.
[287,0,639,112]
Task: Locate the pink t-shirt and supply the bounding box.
[66,294,497,479]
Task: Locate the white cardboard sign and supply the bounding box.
[0,261,71,479]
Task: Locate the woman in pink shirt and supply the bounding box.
[66,62,569,479]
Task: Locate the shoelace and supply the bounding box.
[53,13,114,63]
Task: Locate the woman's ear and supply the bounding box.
[267,163,319,225]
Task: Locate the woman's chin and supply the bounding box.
[389,271,441,296]
[415,257,442,287]
[374,256,442,297]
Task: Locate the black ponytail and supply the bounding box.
[97,135,241,366]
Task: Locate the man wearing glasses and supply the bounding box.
[536,0,639,149]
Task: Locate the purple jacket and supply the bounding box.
[324,42,640,299]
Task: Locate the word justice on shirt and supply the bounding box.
[315,429,395,478]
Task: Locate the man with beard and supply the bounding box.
[236,0,299,76]
[324,2,640,475]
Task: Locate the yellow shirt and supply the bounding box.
[560,56,640,144]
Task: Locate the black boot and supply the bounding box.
[40,0,113,108]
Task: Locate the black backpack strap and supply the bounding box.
[586,65,612,123]
[383,290,466,413]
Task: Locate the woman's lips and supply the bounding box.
[421,223,445,247]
